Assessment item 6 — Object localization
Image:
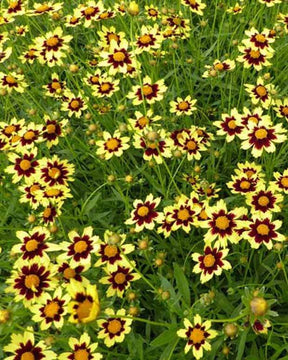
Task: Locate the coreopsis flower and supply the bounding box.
[30,287,70,330]
[277,13,288,33]
[43,72,66,97]
[65,11,82,27]
[79,1,104,27]
[192,246,231,283]
[92,76,120,98]
[35,184,73,207]
[227,174,258,194]
[196,182,220,199]
[57,226,100,267]
[234,161,264,181]
[125,193,163,232]
[238,117,287,158]
[237,46,273,71]
[202,59,235,78]
[18,46,38,64]
[96,130,130,160]
[59,332,102,360]
[37,155,75,186]
[128,109,161,132]
[170,95,197,116]
[99,264,141,297]
[134,25,163,54]
[213,108,244,142]
[127,76,167,105]
[177,315,218,359]
[67,279,100,323]
[201,199,248,247]
[94,230,134,269]
[98,39,134,75]
[133,128,173,164]
[245,77,275,109]
[243,213,285,249]
[5,259,57,306]
[0,46,12,63]
[0,117,25,141]
[11,226,60,262]
[6,150,39,183]
[165,195,200,233]
[41,202,63,224]
[18,179,45,209]
[145,5,160,20]
[4,0,27,17]
[15,25,28,36]
[177,129,208,160]
[97,25,125,49]
[253,319,271,334]
[226,3,244,14]
[4,327,57,360]
[61,91,87,118]
[258,0,282,6]
[16,123,43,150]
[0,71,28,93]
[240,106,267,127]
[58,260,89,285]
[243,28,275,50]
[28,2,62,16]
[246,184,283,214]
[273,98,288,120]
[42,116,68,148]
[98,308,132,347]
[271,169,288,194]
[181,0,206,15]
[34,26,73,67]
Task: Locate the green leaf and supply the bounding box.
[236,329,249,360]
[151,328,177,348]
[173,263,191,307]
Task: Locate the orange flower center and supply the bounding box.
[4,125,16,134]
[44,301,60,317]
[255,85,267,97]
[46,188,61,197]
[51,81,61,90]
[282,106,288,116]
[105,138,120,150]
[43,207,52,218]
[142,85,153,96]
[74,349,89,360]
[108,33,119,43]
[178,101,189,110]
[249,50,261,59]
[258,195,269,206]
[138,116,148,127]
[21,352,35,360]
[177,209,190,221]
[27,49,35,57]
[214,63,224,71]
[199,209,208,220]
[48,167,61,179]
[255,34,266,43]
[104,245,118,258]
[248,116,258,124]
[189,328,205,344]
[91,76,99,84]
[24,274,40,289]
[280,176,288,188]
[84,6,95,15]
[25,239,39,252]
[256,224,269,236]
[139,34,152,44]
[113,51,126,62]
[240,180,251,190]
[20,159,31,171]
[100,83,111,92]
[5,75,16,84]
[186,140,197,150]
[189,0,197,4]
[70,99,80,109]
[137,205,149,217]
[30,184,40,194]
[63,267,76,279]
[114,272,126,284]
[173,17,182,25]
[24,130,35,140]
[203,254,216,267]
[227,120,237,129]
[9,1,19,9]
[76,299,93,321]
[245,170,254,179]
[74,240,88,253]
[36,4,50,12]
[255,128,268,139]
[46,36,59,47]
[47,124,56,134]
[107,319,122,334]
[11,135,21,143]
[215,215,230,230]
